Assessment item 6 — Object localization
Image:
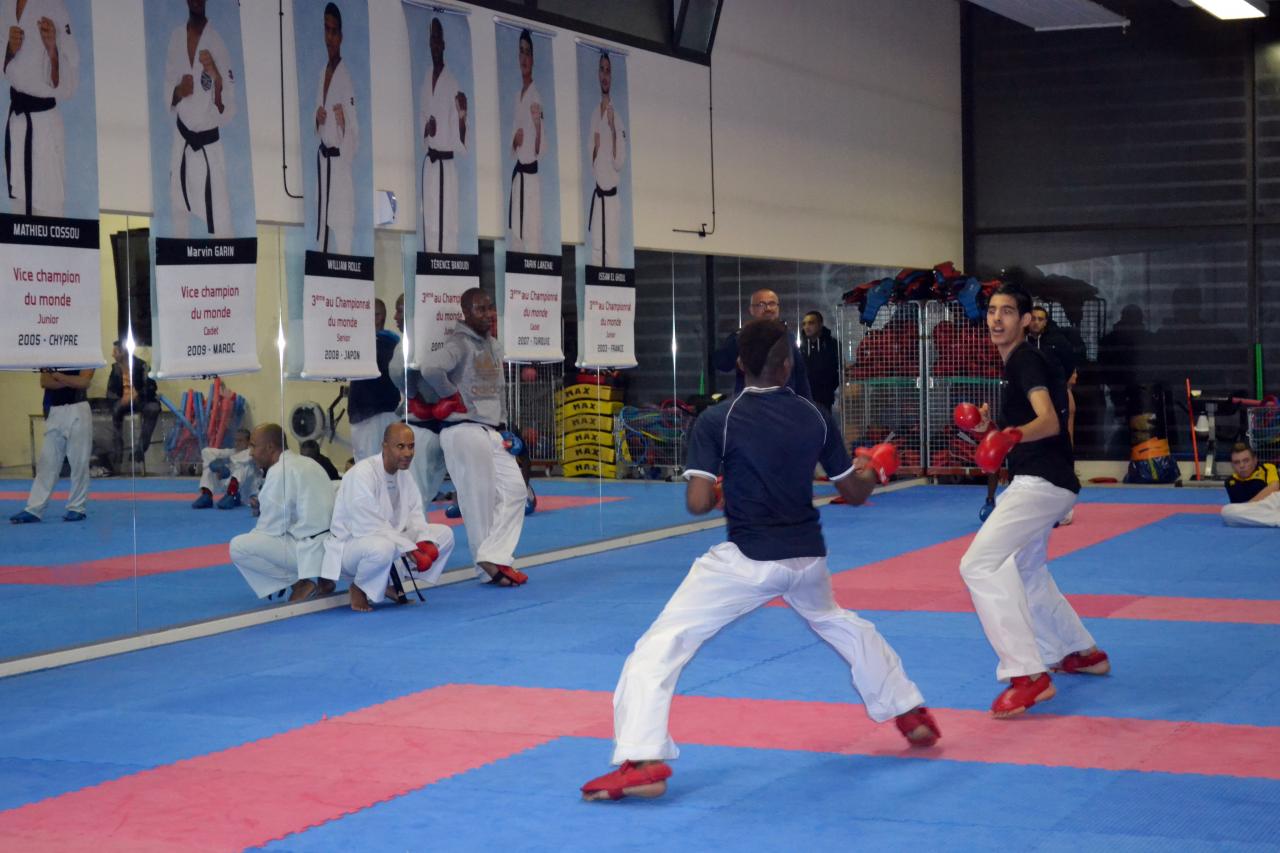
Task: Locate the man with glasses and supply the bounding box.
[712,288,812,398]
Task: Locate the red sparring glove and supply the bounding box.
[854,442,899,485]
[429,392,467,421]
[953,402,982,432]
[411,541,439,573]
[974,428,1022,474]
[407,395,434,421]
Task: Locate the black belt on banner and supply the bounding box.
[176,116,220,234]
[507,159,538,238]
[5,88,56,216]
[588,183,618,266]
[316,144,341,251]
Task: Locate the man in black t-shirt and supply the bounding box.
[581,319,938,803]
[1221,442,1280,526]
[955,284,1109,720]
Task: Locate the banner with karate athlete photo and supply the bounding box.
[575,43,635,369]
[0,0,102,370]
[144,0,259,378]
[404,2,477,368]
[495,21,561,363]
[287,0,377,380]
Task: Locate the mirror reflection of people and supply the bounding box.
[420,288,528,587]
[10,365,93,523]
[299,438,341,480]
[314,2,357,255]
[2,0,78,217]
[228,424,336,602]
[1221,442,1280,527]
[505,28,542,253]
[587,51,625,268]
[107,339,159,471]
[321,422,454,612]
[713,289,811,398]
[388,292,449,506]
[166,0,235,237]
[418,16,467,254]
[194,426,259,509]
[347,298,401,461]
[800,310,838,414]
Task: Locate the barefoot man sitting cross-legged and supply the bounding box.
[321,422,455,611]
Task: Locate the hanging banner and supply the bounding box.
[575,43,635,368]
[287,0,376,380]
[0,0,102,370]
[403,3,477,367]
[495,21,561,363]
[144,0,259,378]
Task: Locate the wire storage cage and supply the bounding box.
[923,300,1003,476]
[505,363,563,469]
[616,401,694,480]
[836,301,924,476]
[1246,406,1280,467]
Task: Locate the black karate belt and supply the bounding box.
[316,143,341,252]
[426,147,454,253]
[507,160,538,240]
[588,184,617,267]
[392,556,426,604]
[5,89,56,216]
[176,116,220,234]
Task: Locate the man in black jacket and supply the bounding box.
[801,310,840,413]
[712,289,811,399]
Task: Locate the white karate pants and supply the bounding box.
[506,169,541,253]
[199,447,259,496]
[1221,493,1280,527]
[26,401,91,517]
[440,424,526,569]
[229,532,319,599]
[610,541,926,765]
[589,189,621,267]
[351,412,401,462]
[959,475,1095,681]
[409,425,448,508]
[421,154,459,254]
[169,135,231,238]
[7,107,65,217]
[334,523,455,603]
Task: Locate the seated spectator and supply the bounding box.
[228,424,337,601]
[300,439,342,480]
[194,428,259,510]
[106,340,160,471]
[321,423,455,611]
[1221,442,1280,527]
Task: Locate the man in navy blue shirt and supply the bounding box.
[581,319,938,803]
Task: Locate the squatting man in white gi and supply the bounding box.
[228,423,335,602]
[321,422,454,612]
[581,319,939,802]
[314,2,358,255]
[193,427,259,511]
[166,0,236,237]
[419,15,467,254]
[420,287,529,587]
[2,0,79,217]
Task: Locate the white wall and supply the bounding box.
[93,0,961,267]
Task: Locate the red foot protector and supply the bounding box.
[1051,648,1110,675]
[894,706,941,747]
[991,674,1056,718]
[581,759,673,801]
[491,565,528,586]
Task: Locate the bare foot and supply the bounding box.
[287,579,317,602]
[316,579,336,596]
[349,584,373,612]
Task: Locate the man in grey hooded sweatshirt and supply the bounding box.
[419,288,529,586]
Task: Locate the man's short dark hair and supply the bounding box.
[257,423,285,452]
[460,287,487,316]
[738,319,789,377]
[1231,441,1256,457]
[804,310,823,324]
[993,282,1033,316]
[519,28,533,52]
[1031,305,1049,317]
[325,2,342,31]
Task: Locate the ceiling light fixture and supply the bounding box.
[1187,0,1268,19]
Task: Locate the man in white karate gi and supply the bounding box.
[506,28,542,253]
[419,16,467,254]
[1,0,78,217]
[193,427,259,510]
[228,423,336,602]
[420,287,528,587]
[321,422,454,612]
[587,51,626,268]
[314,2,357,255]
[166,0,236,238]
